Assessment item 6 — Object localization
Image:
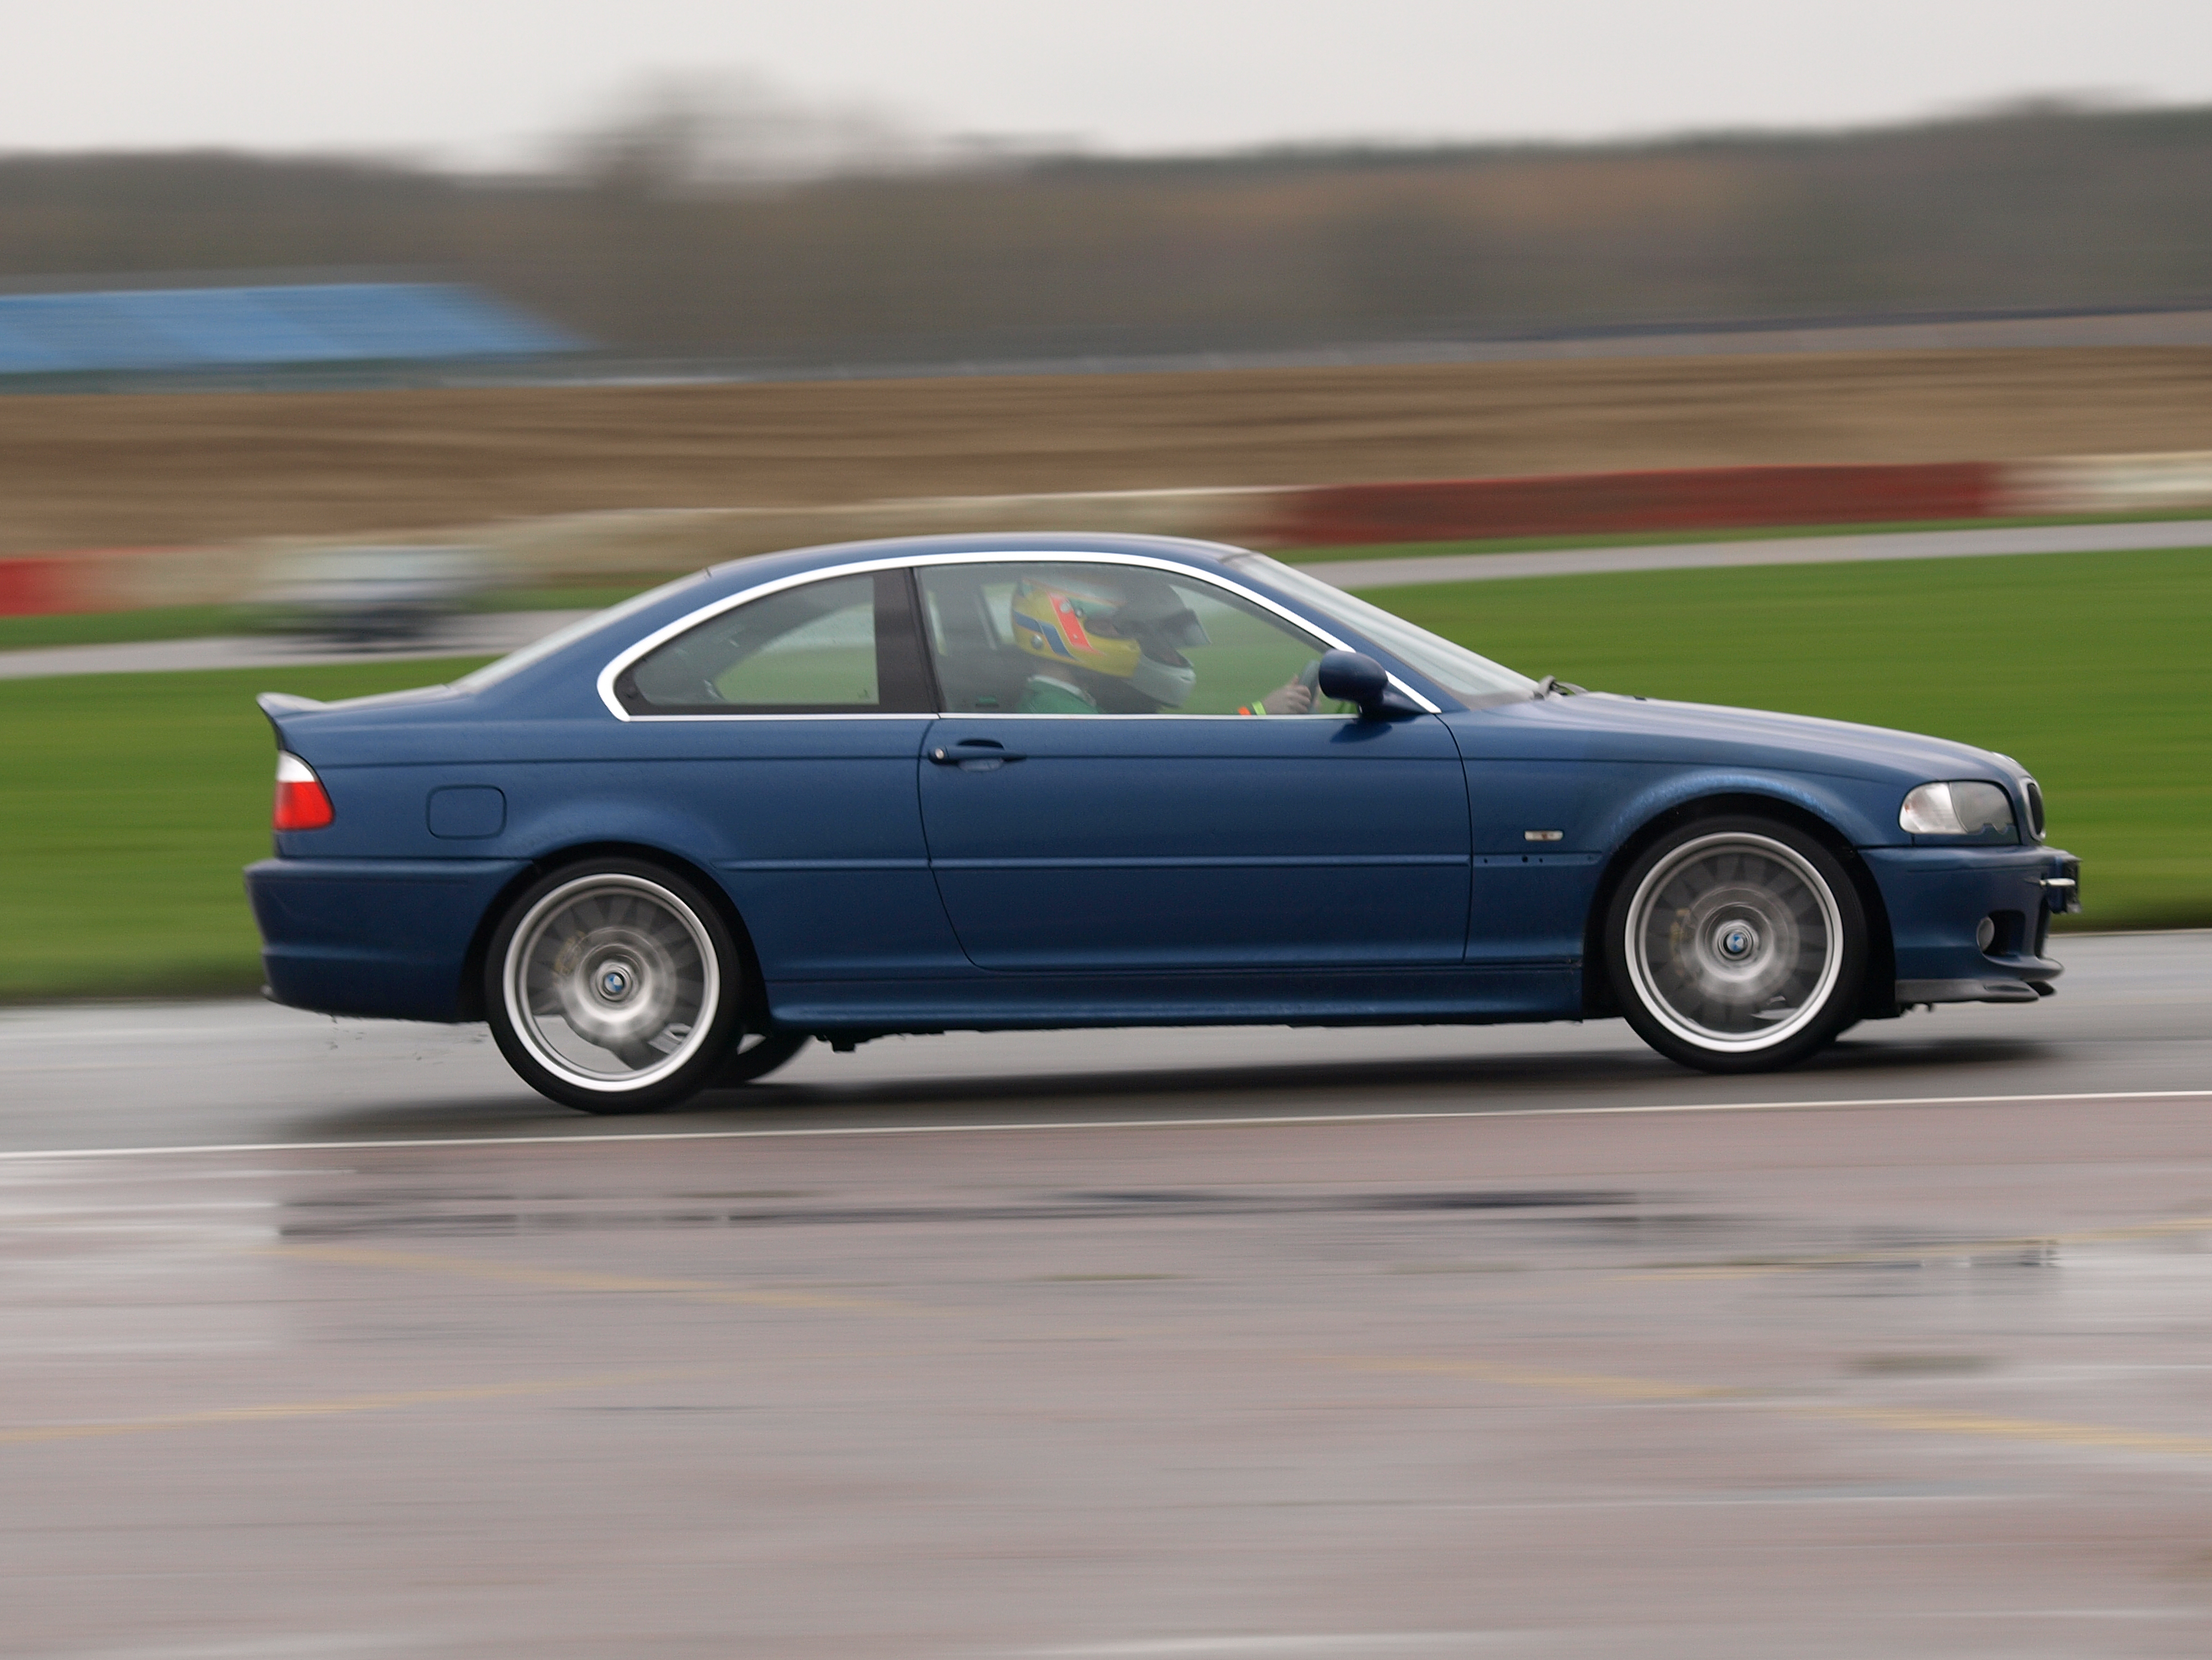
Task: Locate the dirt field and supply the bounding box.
[7,346,2212,555]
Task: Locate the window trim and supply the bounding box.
[610,568,935,718]
[596,550,1443,723]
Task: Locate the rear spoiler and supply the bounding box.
[256,690,325,749]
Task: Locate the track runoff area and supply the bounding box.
[6,515,2212,1647]
[6,937,2212,1654]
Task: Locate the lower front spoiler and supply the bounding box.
[1864,842,2078,1012]
[1897,975,2059,1006]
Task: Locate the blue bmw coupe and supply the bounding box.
[246,533,2080,1112]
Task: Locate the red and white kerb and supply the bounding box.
[272,753,335,832]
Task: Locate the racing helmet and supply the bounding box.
[1010,575,1208,707]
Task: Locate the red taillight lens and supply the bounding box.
[272,753,335,832]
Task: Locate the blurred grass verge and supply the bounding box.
[1281,508,2212,565]
[1371,545,2212,932]
[0,605,265,651]
[1,543,2203,1004]
[1,659,493,1004]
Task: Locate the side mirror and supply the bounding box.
[1316,650,1420,720]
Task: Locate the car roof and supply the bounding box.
[702,531,1255,588]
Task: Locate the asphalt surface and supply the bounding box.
[52,305,2212,396]
[8,517,2211,680]
[528,301,2212,383]
[6,932,2212,1656]
[0,608,588,680]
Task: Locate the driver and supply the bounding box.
[1009,575,1315,715]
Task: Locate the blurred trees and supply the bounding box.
[2,102,2209,367]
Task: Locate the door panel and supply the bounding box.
[919,715,1470,970]
[615,717,961,981]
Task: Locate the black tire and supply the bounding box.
[1604,815,1867,1075]
[485,858,747,1115]
[709,1029,809,1088]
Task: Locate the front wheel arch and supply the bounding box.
[1580,793,1894,1022]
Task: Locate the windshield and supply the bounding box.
[454,570,714,693]
[1226,554,1536,704]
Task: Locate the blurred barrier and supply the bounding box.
[2004,451,2212,515]
[1259,462,2003,545]
[0,545,264,615]
[8,453,2212,618]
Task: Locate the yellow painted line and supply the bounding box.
[1320,1354,2212,1464]
[263,1242,921,1315]
[1625,1214,2212,1282]
[3,1087,2208,1162]
[1819,1405,2212,1461]
[1323,1354,1749,1403]
[0,1367,697,1447]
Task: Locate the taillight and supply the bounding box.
[273,753,335,832]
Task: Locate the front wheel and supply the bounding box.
[1605,818,1867,1074]
[485,860,747,1114]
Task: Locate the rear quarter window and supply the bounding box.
[615,570,934,715]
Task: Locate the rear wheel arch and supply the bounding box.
[455,841,767,1029]
[1580,792,1894,1021]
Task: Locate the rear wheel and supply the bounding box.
[486,860,746,1114]
[712,1029,809,1087]
[1605,817,1867,1074]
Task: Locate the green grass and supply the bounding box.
[0,658,491,1002]
[1281,507,2212,565]
[1363,545,2212,930]
[0,605,267,651]
[2,543,2206,1002]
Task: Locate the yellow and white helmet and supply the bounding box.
[1010,576,1207,707]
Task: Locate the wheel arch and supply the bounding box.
[1579,791,1896,1022]
[454,840,767,1026]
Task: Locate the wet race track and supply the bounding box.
[6,932,2212,1658]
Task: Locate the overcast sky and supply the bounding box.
[7,0,2212,166]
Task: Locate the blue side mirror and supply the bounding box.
[1317,650,1419,720]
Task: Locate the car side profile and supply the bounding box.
[244,533,2081,1112]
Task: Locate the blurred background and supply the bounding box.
[10,7,2212,1657]
[9,3,2212,995]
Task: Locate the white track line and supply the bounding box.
[0,1087,2205,1163]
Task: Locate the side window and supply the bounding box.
[916,560,1345,715]
[615,570,933,715]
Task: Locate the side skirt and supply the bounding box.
[766,965,1582,1033]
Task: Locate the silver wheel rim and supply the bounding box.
[1624,832,1842,1052]
[503,873,720,1093]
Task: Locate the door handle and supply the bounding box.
[930,739,1026,768]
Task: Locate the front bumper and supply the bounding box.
[244,856,528,1021]
[1862,844,2081,1007]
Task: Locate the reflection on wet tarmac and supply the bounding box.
[6,934,2212,1655]
[4,1090,2212,1654]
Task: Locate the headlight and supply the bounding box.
[1899,781,2016,840]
